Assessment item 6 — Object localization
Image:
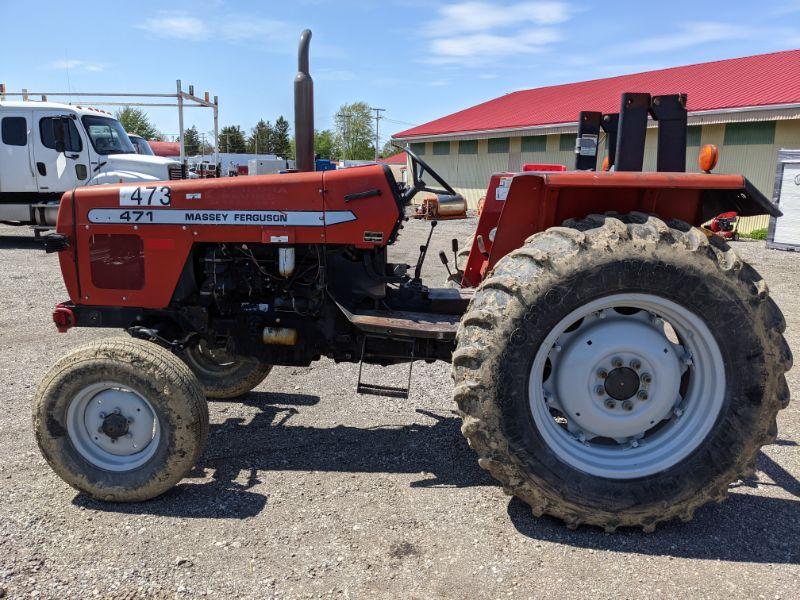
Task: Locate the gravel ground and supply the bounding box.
[0,216,797,600]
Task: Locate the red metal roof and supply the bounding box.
[378,151,407,165]
[395,49,800,139]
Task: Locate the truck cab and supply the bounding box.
[128,134,155,156]
[0,100,181,227]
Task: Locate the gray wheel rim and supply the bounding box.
[66,381,161,472]
[528,293,725,479]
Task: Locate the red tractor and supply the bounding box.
[35,31,790,532]
[707,210,740,240]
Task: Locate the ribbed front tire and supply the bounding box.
[34,338,208,502]
[178,340,272,399]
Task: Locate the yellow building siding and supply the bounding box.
[404,119,799,234]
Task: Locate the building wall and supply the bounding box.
[405,119,800,234]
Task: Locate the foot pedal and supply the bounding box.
[356,336,414,399]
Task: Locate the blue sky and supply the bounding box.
[1,0,799,145]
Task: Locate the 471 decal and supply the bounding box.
[118,210,154,223]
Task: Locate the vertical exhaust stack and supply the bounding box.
[294,29,315,172]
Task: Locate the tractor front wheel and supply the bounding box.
[453,213,791,531]
[34,338,208,502]
[178,339,272,399]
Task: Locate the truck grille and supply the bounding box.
[168,164,184,180]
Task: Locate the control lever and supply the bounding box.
[413,220,438,281]
[451,238,459,266]
[438,250,454,279]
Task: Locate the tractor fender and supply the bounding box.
[696,178,781,223]
[461,171,781,288]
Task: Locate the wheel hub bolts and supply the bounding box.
[612,357,623,368]
[100,412,130,440]
[596,368,608,379]
[604,399,616,410]
[622,401,634,411]
[629,359,641,370]
[595,385,605,396]
[637,390,649,400]
[641,373,652,384]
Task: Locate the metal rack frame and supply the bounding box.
[0,81,219,169]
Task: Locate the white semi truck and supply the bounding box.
[0,100,182,229]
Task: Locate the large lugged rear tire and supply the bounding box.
[453,213,791,531]
[178,339,272,399]
[34,338,209,502]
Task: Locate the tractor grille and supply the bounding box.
[168,164,184,180]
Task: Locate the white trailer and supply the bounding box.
[247,157,295,176]
[0,100,181,229]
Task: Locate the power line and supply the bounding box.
[382,117,419,127]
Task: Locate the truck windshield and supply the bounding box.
[81,115,136,155]
[129,135,155,156]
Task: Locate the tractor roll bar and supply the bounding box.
[612,93,688,173]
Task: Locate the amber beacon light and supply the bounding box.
[698,144,719,173]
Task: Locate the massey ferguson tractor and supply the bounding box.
[34,31,791,532]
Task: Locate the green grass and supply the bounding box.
[742,228,768,240]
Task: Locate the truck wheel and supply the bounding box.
[179,339,272,399]
[453,213,791,531]
[33,338,208,502]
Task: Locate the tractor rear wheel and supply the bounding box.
[453,213,791,531]
[34,338,208,502]
[179,339,272,399]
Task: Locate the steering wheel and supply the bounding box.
[398,144,457,204]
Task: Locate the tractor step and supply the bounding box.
[356,336,414,399]
[336,303,461,340]
[356,381,411,399]
[348,310,460,340]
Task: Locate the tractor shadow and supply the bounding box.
[74,390,492,519]
[507,439,800,565]
[75,391,800,564]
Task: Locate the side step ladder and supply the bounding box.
[356,335,414,399]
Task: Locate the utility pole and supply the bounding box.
[177,80,185,171]
[371,107,385,161]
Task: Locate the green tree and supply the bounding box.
[272,116,291,158]
[183,126,202,156]
[314,129,336,159]
[380,140,400,159]
[115,107,162,141]
[334,102,374,160]
[248,119,273,154]
[219,125,247,153]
